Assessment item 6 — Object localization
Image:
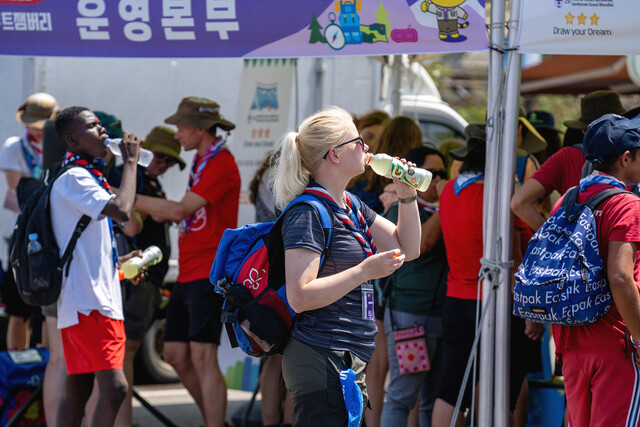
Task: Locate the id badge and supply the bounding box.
[361,283,375,321]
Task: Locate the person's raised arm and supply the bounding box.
[285,247,404,313]
[134,191,207,223]
[511,178,547,232]
[607,240,640,366]
[369,177,421,261]
[102,132,140,223]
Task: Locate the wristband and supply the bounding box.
[398,195,417,204]
[631,335,640,349]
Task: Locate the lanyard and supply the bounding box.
[20,132,42,179]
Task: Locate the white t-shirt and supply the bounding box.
[0,136,31,175]
[50,166,123,329]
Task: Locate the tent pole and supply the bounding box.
[494,0,525,423]
[480,0,507,425]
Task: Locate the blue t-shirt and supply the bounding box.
[281,195,378,362]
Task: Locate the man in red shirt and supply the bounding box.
[135,97,240,427]
[511,90,640,232]
[551,114,640,426]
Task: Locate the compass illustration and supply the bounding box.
[324,12,346,50]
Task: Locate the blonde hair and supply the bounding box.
[273,106,353,208]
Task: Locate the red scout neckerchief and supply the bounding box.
[304,181,377,257]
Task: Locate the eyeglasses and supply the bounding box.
[322,135,366,160]
[153,153,177,166]
[427,168,448,180]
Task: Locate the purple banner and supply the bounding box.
[0,0,487,58]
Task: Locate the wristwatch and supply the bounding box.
[398,195,417,204]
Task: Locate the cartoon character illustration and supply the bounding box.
[421,0,469,41]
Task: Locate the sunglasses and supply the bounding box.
[153,153,177,166]
[427,168,448,180]
[322,135,366,160]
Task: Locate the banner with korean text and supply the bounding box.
[517,0,640,55]
[233,59,294,226]
[0,0,487,58]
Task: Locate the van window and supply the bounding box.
[418,120,464,146]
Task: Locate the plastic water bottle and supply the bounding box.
[107,138,154,167]
[27,233,42,254]
[366,153,433,192]
[339,369,363,427]
[120,245,163,279]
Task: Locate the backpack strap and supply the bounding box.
[61,215,92,277]
[50,162,93,276]
[562,185,632,222]
[282,194,334,268]
[584,187,632,211]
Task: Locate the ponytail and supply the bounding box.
[273,132,311,209]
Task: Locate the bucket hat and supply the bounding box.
[15,93,58,129]
[564,90,640,130]
[165,97,235,131]
[144,126,186,170]
[518,108,547,154]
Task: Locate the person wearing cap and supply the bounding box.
[433,124,543,427]
[0,92,58,351]
[512,90,640,232]
[134,97,240,427]
[105,126,185,426]
[547,114,640,426]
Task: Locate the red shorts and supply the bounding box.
[563,350,640,427]
[60,311,125,375]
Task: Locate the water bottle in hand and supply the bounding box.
[120,245,163,279]
[107,138,154,167]
[366,153,432,192]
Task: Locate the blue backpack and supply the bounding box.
[514,186,631,325]
[211,193,361,356]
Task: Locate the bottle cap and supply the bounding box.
[365,154,372,166]
[28,233,38,240]
[118,269,125,281]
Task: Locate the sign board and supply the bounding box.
[0,0,488,57]
[518,0,640,55]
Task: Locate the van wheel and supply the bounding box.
[136,318,179,384]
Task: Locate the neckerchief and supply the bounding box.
[454,172,483,196]
[436,5,455,12]
[62,152,118,268]
[417,197,438,215]
[304,181,377,257]
[579,171,626,192]
[180,137,226,238]
[144,170,166,198]
[21,129,42,179]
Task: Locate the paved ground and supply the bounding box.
[132,384,263,427]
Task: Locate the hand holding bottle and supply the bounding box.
[366,153,432,192]
[107,132,150,167]
[119,245,163,280]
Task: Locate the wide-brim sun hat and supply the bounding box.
[564,90,640,130]
[144,126,186,170]
[15,92,59,130]
[450,124,487,161]
[165,96,235,132]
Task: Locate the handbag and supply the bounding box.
[392,314,430,375]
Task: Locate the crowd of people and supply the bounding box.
[1,88,640,427]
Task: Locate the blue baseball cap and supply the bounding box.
[583,114,640,165]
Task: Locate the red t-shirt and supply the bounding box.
[531,146,585,195]
[439,180,529,300]
[178,149,241,282]
[551,183,640,354]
